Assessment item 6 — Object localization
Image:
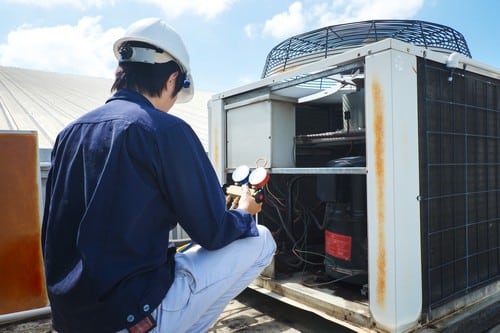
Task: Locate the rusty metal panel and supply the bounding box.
[365,50,422,332]
[0,131,48,314]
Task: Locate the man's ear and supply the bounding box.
[164,71,180,100]
[167,72,179,89]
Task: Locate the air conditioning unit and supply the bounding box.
[208,20,500,333]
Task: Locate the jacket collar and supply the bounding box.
[106,89,154,108]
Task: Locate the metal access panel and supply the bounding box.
[226,95,295,168]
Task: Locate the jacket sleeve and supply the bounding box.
[155,121,258,250]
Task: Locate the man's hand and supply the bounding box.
[237,185,262,215]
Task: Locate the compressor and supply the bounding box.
[316,156,367,284]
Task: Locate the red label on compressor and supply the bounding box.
[325,230,352,261]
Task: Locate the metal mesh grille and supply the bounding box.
[263,20,471,78]
[418,58,500,311]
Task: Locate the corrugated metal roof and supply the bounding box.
[0,66,213,150]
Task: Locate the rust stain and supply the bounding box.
[0,237,47,314]
[372,78,386,308]
[0,132,48,314]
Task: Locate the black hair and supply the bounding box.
[111,41,185,98]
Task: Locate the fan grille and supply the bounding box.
[262,20,471,78]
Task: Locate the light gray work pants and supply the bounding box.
[120,224,276,333]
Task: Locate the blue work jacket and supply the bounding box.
[41,89,258,332]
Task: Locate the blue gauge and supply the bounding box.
[232,165,250,184]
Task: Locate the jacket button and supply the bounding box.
[127,314,135,323]
[143,304,150,312]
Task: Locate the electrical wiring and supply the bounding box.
[310,204,329,230]
[287,179,327,233]
[262,174,331,271]
[264,184,286,208]
[262,179,295,241]
[292,248,325,266]
[290,211,326,267]
[260,209,283,232]
[302,278,338,288]
[272,199,297,244]
[289,209,317,267]
[301,273,364,288]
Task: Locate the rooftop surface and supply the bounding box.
[0,66,213,150]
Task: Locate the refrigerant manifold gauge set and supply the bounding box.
[223,165,270,209]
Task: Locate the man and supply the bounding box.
[42,17,276,333]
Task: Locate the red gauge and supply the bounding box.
[249,167,270,188]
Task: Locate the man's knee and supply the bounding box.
[255,224,276,265]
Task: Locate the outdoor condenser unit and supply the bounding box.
[208,20,500,332]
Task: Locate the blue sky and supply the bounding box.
[0,0,499,93]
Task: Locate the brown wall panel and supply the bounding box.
[0,131,47,314]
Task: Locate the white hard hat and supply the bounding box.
[113,18,194,103]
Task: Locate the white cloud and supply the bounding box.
[5,0,113,9]
[244,23,259,39]
[0,16,122,78]
[139,0,238,20]
[253,0,424,40]
[6,0,236,19]
[262,2,306,39]
[0,0,239,80]
[315,0,424,28]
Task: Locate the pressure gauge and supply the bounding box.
[249,167,270,188]
[232,165,250,185]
